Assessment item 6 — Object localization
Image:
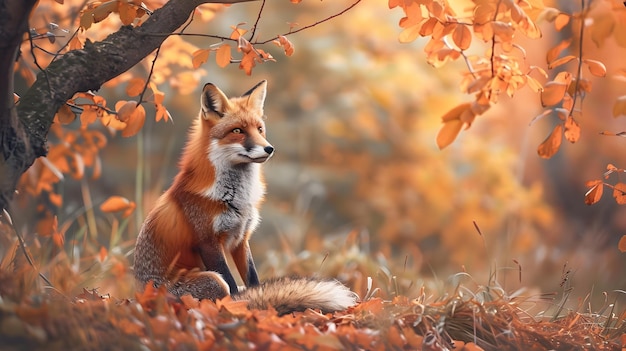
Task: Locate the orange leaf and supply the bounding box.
[537,124,563,159]
[554,13,570,31]
[437,119,464,150]
[116,100,137,123]
[155,103,171,122]
[98,246,108,262]
[126,78,146,97]
[564,116,580,143]
[57,104,76,124]
[118,1,138,25]
[546,40,571,64]
[275,35,294,56]
[548,55,576,69]
[613,183,626,205]
[122,103,146,137]
[192,49,211,69]
[618,235,626,252]
[540,81,567,107]
[584,180,603,205]
[613,96,626,117]
[100,196,134,213]
[583,59,607,77]
[215,44,231,68]
[452,24,471,50]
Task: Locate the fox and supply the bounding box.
[133,80,357,315]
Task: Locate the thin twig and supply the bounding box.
[258,0,363,44]
[28,30,52,97]
[570,0,586,117]
[249,0,266,41]
[138,46,162,105]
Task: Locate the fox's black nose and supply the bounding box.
[264,146,275,155]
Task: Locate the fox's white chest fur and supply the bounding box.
[204,140,264,249]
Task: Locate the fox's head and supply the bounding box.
[200,80,274,165]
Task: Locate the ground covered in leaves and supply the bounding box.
[1,282,624,351]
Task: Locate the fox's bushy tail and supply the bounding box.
[233,276,358,315]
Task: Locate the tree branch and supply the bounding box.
[0,0,257,211]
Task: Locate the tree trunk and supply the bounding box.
[0,0,257,212]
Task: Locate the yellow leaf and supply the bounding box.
[564,116,580,143]
[192,49,211,69]
[583,59,606,77]
[618,235,626,253]
[548,55,576,69]
[100,196,133,212]
[122,103,146,137]
[537,124,563,159]
[452,24,471,50]
[540,81,567,107]
[613,183,626,205]
[398,23,422,43]
[215,44,231,68]
[612,95,626,117]
[126,78,145,97]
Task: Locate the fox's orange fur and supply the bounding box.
[134,81,357,314]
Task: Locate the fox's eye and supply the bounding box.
[258,127,263,133]
[232,128,242,134]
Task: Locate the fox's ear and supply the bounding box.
[201,83,231,119]
[243,80,267,112]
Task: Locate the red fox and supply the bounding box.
[134,81,356,315]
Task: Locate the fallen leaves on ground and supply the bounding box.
[0,284,623,351]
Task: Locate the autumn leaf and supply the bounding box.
[437,103,471,149]
[452,24,471,50]
[118,1,138,25]
[398,23,422,43]
[100,196,136,218]
[619,235,626,252]
[548,55,576,69]
[116,100,138,123]
[56,104,76,124]
[192,49,211,69]
[537,124,563,158]
[98,246,108,262]
[612,96,626,117]
[216,44,231,68]
[274,35,295,56]
[554,13,570,31]
[126,78,146,97]
[584,180,604,205]
[546,40,571,64]
[591,12,614,48]
[540,81,567,107]
[564,116,580,143]
[122,103,146,137]
[613,183,626,204]
[583,59,607,77]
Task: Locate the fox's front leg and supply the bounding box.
[197,240,238,294]
[231,238,259,287]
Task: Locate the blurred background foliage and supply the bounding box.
[6,0,626,304]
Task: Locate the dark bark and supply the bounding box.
[0,0,256,211]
